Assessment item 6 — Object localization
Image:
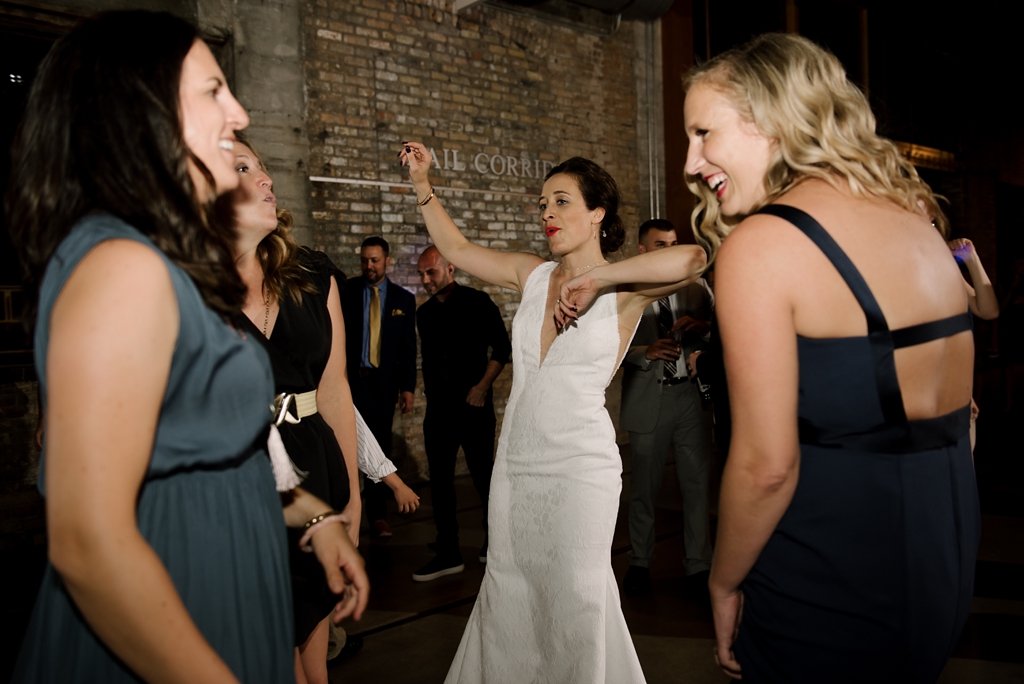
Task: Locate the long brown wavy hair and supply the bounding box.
[231,133,317,304]
[6,11,246,327]
[683,33,948,262]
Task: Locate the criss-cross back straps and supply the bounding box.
[755,204,908,425]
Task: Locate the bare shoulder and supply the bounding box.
[55,239,177,332]
[78,238,172,283]
[717,211,806,281]
[513,252,548,291]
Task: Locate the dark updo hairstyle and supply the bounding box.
[6,10,246,327]
[545,157,625,255]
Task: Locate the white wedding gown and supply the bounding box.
[445,261,646,684]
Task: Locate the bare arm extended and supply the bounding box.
[555,244,707,326]
[400,142,543,292]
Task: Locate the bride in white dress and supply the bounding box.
[400,143,707,683]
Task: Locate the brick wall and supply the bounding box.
[302,0,643,479]
[0,370,44,551]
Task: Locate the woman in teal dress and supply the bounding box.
[8,11,367,683]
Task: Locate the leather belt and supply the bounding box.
[273,389,318,426]
[659,376,689,386]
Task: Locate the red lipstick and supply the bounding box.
[545,227,560,237]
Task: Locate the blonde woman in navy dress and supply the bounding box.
[681,34,980,682]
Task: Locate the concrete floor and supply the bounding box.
[329,448,1024,683]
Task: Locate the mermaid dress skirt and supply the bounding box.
[445,261,646,684]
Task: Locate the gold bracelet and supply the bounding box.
[417,186,435,206]
[304,510,337,529]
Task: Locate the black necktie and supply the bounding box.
[657,297,677,379]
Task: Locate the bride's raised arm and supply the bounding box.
[401,142,543,293]
[555,244,707,325]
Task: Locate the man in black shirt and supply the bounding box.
[413,246,511,581]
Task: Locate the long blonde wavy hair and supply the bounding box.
[233,133,317,304]
[683,33,948,261]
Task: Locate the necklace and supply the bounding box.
[560,259,609,272]
[262,284,270,337]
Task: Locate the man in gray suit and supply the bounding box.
[620,219,714,596]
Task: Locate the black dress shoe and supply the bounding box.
[412,554,465,582]
[623,565,652,596]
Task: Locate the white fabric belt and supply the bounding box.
[293,390,318,419]
[274,389,318,426]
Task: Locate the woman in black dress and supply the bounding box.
[225,136,418,684]
[681,34,980,682]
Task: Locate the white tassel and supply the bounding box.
[267,424,306,492]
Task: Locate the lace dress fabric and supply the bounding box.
[445,261,646,684]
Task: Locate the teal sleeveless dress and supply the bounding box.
[12,214,294,682]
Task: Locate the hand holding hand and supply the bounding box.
[400,391,415,414]
[391,480,421,514]
[671,315,710,336]
[711,584,744,680]
[466,384,487,407]
[948,238,978,266]
[686,350,704,377]
[646,338,682,362]
[555,273,600,330]
[309,523,370,623]
[398,142,432,190]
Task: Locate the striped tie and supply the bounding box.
[656,297,677,379]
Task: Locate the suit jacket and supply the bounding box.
[341,276,417,406]
[620,279,713,434]
[695,313,730,455]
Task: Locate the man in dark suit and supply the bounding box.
[620,219,714,596]
[341,236,417,537]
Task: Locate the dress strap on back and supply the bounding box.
[891,313,972,349]
[755,204,908,425]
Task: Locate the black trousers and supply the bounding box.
[351,369,397,523]
[423,398,496,553]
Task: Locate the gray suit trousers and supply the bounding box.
[627,380,713,575]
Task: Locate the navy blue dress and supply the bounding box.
[13,214,294,682]
[734,205,981,683]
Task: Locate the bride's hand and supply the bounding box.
[399,142,432,188]
[555,273,600,329]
